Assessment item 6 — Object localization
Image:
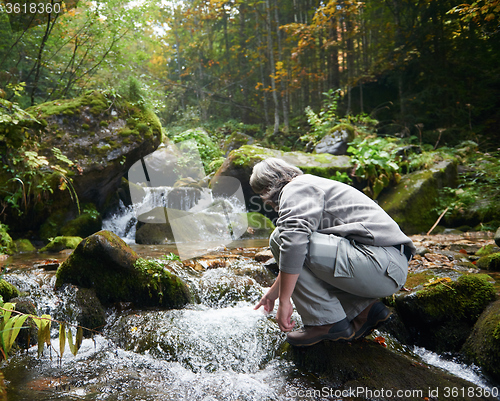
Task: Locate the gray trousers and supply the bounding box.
[269,229,408,326]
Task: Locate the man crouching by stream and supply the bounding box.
[251,158,416,346]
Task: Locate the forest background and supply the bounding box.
[1,0,499,150]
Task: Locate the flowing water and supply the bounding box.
[1,189,499,400]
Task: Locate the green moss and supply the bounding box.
[126,117,137,127]
[330,123,355,141]
[61,211,102,238]
[462,300,500,381]
[417,274,495,322]
[119,128,135,137]
[55,231,190,308]
[134,258,191,307]
[13,239,36,253]
[99,121,109,127]
[0,223,15,255]
[476,244,498,257]
[82,123,90,130]
[476,252,500,271]
[27,91,107,118]
[137,122,150,135]
[40,236,83,253]
[404,271,437,289]
[241,212,275,239]
[230,145,276,168]
[378,160,458,234]
[0,279,20,301]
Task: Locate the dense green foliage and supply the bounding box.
[0,0,498,145]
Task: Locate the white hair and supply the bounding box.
[249,158,303,204]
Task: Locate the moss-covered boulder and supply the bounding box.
[13,239,36,253]
[314,123,355,155]
[462,300,500,382]
[60,209,102,238]
[211,145,351,216]
[25,90,162,214]
[40,236,83,253]
[222,131,255,156]
[0,279,20,301]
[55,230,191,308]
[476,252,500,271]
[288,340,494,400]
[394,274,496,353]
[378,159,458,234]
[476,244,500,257]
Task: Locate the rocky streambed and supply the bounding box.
[0,231,500,400]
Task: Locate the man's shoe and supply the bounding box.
[286,318,354,347]
[352,301,391,340]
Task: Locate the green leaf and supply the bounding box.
[67,328,76,356]
[2,303,16,323]
[9,315,28,351]
[75,327,83,353]
[59,323,66,358]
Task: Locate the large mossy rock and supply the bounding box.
[394,274,496,353]
[26,91,162,213]
[288,340,495,400]
[378,159,458,234]
[222,131,255,156]
[13,239,36,253]
[55,230,191,308]
[462,300,500,382]
[212,145,351,214]
[38,205,103,241]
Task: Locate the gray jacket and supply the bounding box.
[276,174,416,274]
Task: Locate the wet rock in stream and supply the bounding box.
[288,340,497,400]
[55,230,191,308]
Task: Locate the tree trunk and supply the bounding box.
[274,0,289,132]
[265,0,280,135]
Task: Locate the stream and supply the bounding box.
[1,238,498,400]
[1,188,499,400]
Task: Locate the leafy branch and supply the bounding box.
[0,300,98,361]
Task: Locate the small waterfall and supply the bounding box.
[103,185,246,245]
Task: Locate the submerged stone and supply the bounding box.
[55,230,191,308]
